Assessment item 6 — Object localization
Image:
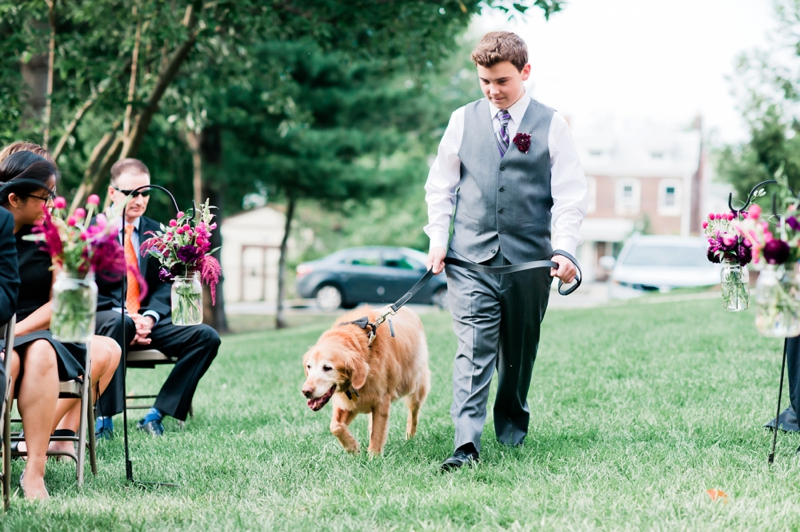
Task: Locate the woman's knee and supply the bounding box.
[22,340,57,375]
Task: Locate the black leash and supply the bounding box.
[444,250,582,296]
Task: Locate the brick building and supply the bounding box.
[568,121,705,282]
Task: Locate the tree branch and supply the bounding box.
[50,77,112,162]
[42,0,58,149]
[123,3,143,140]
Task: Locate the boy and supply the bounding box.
[424,31,588,470]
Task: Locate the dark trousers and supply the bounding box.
[94,310,221,421]
[445,249,552,452]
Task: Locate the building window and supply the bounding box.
[615,178,640,215]
[586,176,597,214]
[658,179,681,216]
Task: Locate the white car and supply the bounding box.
[602,234,722,299]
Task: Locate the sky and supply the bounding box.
[473,0,776,144]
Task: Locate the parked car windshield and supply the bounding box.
[621,244,708,268]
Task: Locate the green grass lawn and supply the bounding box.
[4,296,800,531]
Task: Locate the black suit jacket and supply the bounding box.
[96,215,172,319]
[0,207,19,325]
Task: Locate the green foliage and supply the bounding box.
[717,1,800,200]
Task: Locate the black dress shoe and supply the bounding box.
[440,448,479,472]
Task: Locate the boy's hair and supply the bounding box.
[110,158,150,186]
[470,31,528,71]
[0,141,56,166]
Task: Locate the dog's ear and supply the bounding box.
[349,354,369,389]
[302,350,312,376]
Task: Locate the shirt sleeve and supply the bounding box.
[549,112,588,257]
[423,107,465,251]
[142,309,160,326]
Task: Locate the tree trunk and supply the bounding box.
[276,196,296,330]
[42,0,58,149]
[199,126,228,333]
[71,0,203,207]
[186,128,203,206]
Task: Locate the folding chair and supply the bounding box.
[126,349,192,427]
[1,315,16,509]
[8,338,97,488]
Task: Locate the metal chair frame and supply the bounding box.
[1,315,16,509]
[125,349,192,426]
[6,337,97,489]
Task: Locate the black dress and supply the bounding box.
[0,225,84,380]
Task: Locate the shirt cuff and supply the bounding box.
[553,236,581,258]
[142,310,160,326]
[428,231,450,251]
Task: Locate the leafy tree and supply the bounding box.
[717,0,800,199]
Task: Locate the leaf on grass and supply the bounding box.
[706,489,729,503]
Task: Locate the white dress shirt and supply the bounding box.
[424,91,588,257]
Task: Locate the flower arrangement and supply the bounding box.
[140,200,221,326]
[703,211,753,266]
[25,194,125,341]
[513,132,531,154]
[733,195,800,336]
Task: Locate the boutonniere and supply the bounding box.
[513,133,531,154]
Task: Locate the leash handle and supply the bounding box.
[389,268,435,313]
[552,250,582,296]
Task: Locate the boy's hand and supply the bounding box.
[550,254,577,283]
[427,246,447,275]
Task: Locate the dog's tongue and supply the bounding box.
[307,385,335,411]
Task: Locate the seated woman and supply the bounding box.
[0,151,120,500]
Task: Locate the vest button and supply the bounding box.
[499,187,505,192]
[498,208,504,214]
[491,249,496,254]
[499,166,506,171]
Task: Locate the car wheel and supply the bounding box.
[432,286,448,310]
[315,284,343,312]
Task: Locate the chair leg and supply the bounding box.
[2,379,11,510]
[76,376,88,488]
[87,382,97,476]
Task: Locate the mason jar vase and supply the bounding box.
[171,270,203,326]
[721,260,749,312]
[51,270,98,342]
[754,263,800,337]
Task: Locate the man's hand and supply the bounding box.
[550,254,577,283]
[129,313,155,345]
[426,246,447,275]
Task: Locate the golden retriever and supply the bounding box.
[301,305,430,455]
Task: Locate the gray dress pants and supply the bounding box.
[445,248,552,452]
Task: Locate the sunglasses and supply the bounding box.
[114,187,150,198]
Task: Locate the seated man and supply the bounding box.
[0,204,20,405]
[94,158,221,437]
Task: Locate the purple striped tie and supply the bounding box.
[495,109,511,157]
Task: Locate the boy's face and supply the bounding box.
[477,61,531,109]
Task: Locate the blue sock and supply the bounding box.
[142,408,164,424]
[95,416,114,431]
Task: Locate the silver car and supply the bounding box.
[602,234,722,299]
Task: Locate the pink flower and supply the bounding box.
[176,227,184,235]
[87,194,100,206]
[169,220,178,227]
[182,224,190,231]
[709,213,716,221]
[176,211,185,218]
[74,208,86,220]
[722,234,736,247]
[67,216,77,227]
[749,204,762,219]
[702,221,708,229]
[53,196,67,209]
[95,214,107,230]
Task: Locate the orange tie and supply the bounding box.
[124,224,141,313]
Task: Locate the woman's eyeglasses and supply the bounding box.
[114,187,150,198]
[26,191,56,203]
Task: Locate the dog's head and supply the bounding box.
[301,329,369,411]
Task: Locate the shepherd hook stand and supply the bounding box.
[118,184,195,488]
[729,179,796,464]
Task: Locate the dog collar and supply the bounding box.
[345,387,360,401]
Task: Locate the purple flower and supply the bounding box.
[158,268,174,282]
[176,244,203,265]
[513,132,531,154]
[707,247,721,263]
[764,239,791,264]
[788,216,800,231]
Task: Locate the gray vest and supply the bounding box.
[449,98,555,264]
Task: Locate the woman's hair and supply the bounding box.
[0,151,60,205]
[0,141,56,166]
[470,31,528,72]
